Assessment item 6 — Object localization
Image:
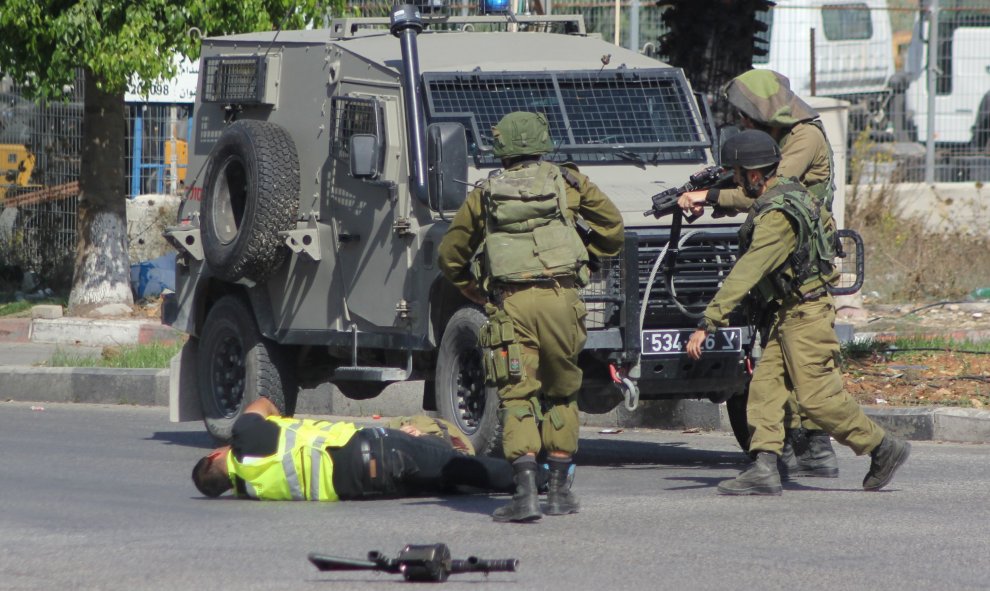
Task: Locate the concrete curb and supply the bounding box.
[1,315,988,443]
[865,406,990,444]
[1,366,169,407]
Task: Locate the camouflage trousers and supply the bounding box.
[491,283,586,461]
[747,296,885,456]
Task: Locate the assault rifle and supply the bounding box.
[308,543,519,583]
[643,165,732,222]
[642,165,734,275]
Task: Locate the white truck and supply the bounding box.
[903,6,990,150]
[755,0,895,137]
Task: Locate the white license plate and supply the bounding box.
[641,328,742,356]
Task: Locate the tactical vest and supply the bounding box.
[481,161,589,284]
[738,179,839,302]
[226,417,359,501]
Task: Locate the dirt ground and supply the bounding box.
[839,300,990,409]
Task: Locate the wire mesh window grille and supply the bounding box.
[331,96,384,163]
[201,56,266,104]
[424,70,708,165]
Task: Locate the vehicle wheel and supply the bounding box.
[200,120,299,283]
[725,387,750,452]
[196,294,297,442]
[436,306,502,456]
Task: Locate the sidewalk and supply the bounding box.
[1,313,989,443]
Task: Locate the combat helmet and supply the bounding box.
[722,69,818,128]
[492,111,553,158]
[721,129,781,170]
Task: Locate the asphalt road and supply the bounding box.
[1,402,988,591]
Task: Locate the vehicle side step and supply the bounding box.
[333,350,413,382]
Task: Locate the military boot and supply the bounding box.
[863,435,911,491]
[493,459,542,523]
[780,429,839,479]
[544,457,579,515]
[717,451,783,496]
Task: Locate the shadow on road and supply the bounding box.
[575,438,744,468]
[146,430,216,449]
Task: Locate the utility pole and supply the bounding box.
[925,0,939,184]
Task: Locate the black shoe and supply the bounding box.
[718,452,783,496]
[863,436,911,491]
[781,429,839,479]
[493,461,542,523]
[544,458,579,515]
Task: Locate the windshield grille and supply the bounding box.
[424,69,709,165]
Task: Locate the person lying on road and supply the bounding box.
[191,397,514,501]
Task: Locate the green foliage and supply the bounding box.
[0,0,343,99]
[47,340,186,369]
[0,300,36,317]
[842,336,990,365]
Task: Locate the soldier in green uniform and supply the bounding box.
[438,111,624,522]
[685,129,910,496]
[681,69,840,478]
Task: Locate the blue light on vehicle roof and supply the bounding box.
[480,0,511,15]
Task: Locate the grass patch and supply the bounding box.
[842,336,990,364]
[0,297,66,317]
[47,340,186,369]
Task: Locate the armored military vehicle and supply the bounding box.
[166,5,859,453]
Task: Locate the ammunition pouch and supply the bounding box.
[480,307,523,386]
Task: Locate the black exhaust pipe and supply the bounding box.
[390,4,430,206]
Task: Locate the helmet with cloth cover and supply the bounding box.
[722,69,819,128]
[492,111,554,158]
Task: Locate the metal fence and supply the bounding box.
[356,0,990,182]
[737,1,990,184]
[900,1,990,183]
[0,74,83,289]
[1,73,192,289]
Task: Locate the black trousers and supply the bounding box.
[331,427,514,500]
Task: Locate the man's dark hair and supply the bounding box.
[192,456,233,498]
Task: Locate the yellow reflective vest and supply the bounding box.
[226,417,359,501]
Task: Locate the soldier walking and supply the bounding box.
[684,129,910,496]
[438,111,624,521]
[682,68,843,478]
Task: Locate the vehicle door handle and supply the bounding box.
[338,233,361,243]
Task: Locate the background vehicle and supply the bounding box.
[754,0,895,138]
[166,7,857,453]
[902,4,990,151]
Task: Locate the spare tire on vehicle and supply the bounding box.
[200,120,299,283]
